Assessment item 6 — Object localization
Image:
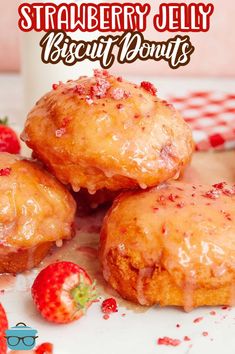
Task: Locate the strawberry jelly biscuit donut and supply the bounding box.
[21,70,194,194]
[0,153,76,273]
[100,181,235,310]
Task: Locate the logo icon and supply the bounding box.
[5,322,38,351]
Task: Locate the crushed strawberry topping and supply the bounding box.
[140,81,157,96]
[55,117,71,138]
[209,310,216,316]
[74,84,86,95]
[110,88,130,100]
[157,337,181,346]
[90,78,110,99]
[213,182,227,189]
[94,69,110,78]
[117,103,124,110]
[85,96,94,105]
[202,189,221,200]
[101,298,118,314]
[0,167,11,176]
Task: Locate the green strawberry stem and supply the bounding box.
[71,276,97,312]
[0,116,8,126]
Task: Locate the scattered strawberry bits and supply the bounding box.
[94,69,110,78]
[101,298,118,314]
[110,88,130,100]
[140,81,157,96]
[193,316,203,323]
[0,167,11,176]
[90,78,110,99]
[202,331,208,337]
[157,337,181,346]
[202,189,221,200]
[184,336,191,341]
[210,310,216,316]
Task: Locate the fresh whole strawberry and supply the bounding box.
[0,117,21,154]
[31,262,97,324]
[35,342,53,354]
[0,303,8,354]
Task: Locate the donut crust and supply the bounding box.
[0,153,76,273]
[100,182,235,310]
[22,72,194,193]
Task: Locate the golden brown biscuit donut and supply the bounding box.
[21,70,194,194]
[100,181,235,310]
[0,153,76,273]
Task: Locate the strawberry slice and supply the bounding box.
[31,262,97,324]
[0,303,8,354]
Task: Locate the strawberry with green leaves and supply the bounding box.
[32,262,97,324]
[0,303,8,354]
[0,117,20,154]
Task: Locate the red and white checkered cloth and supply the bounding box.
[167,92,235,151]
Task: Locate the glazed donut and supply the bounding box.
[0,153,76,273]
[100,181,235,310]
[21,70,194,194]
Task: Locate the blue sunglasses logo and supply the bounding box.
[5,322,38,351]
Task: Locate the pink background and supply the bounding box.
[0,0,234,76]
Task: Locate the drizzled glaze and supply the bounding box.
[100,181,235,310]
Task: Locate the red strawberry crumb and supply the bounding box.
[202,332,208,337]
[153,207,159,212]
[176,202,185,208]
[158,195,165,203]
[202,189,221,199]
[141,81,157,96]
[122,313,126,317]
[117,103,124,110]
[55,128,66,138]
[213,182,227,189]
[193,317,203,323]
[0,167,11,176]
[184,336,191,341]
[74,84,85,95]
[103,314,110,320]
[176,324,180,328]
[161,224,167,235]
[110,88,130,100]
[221,306,229,310]
[90,78,110,99]
[222,186,235,196]
[210,310,216,316]
[117,76,123,82]
[168,194,179,202]
[52,83,59,90]
[94,69,110,78]
[101,298,118,314]
[86,96,94,105]
[134,114,140,119]
[157,337,181,346]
